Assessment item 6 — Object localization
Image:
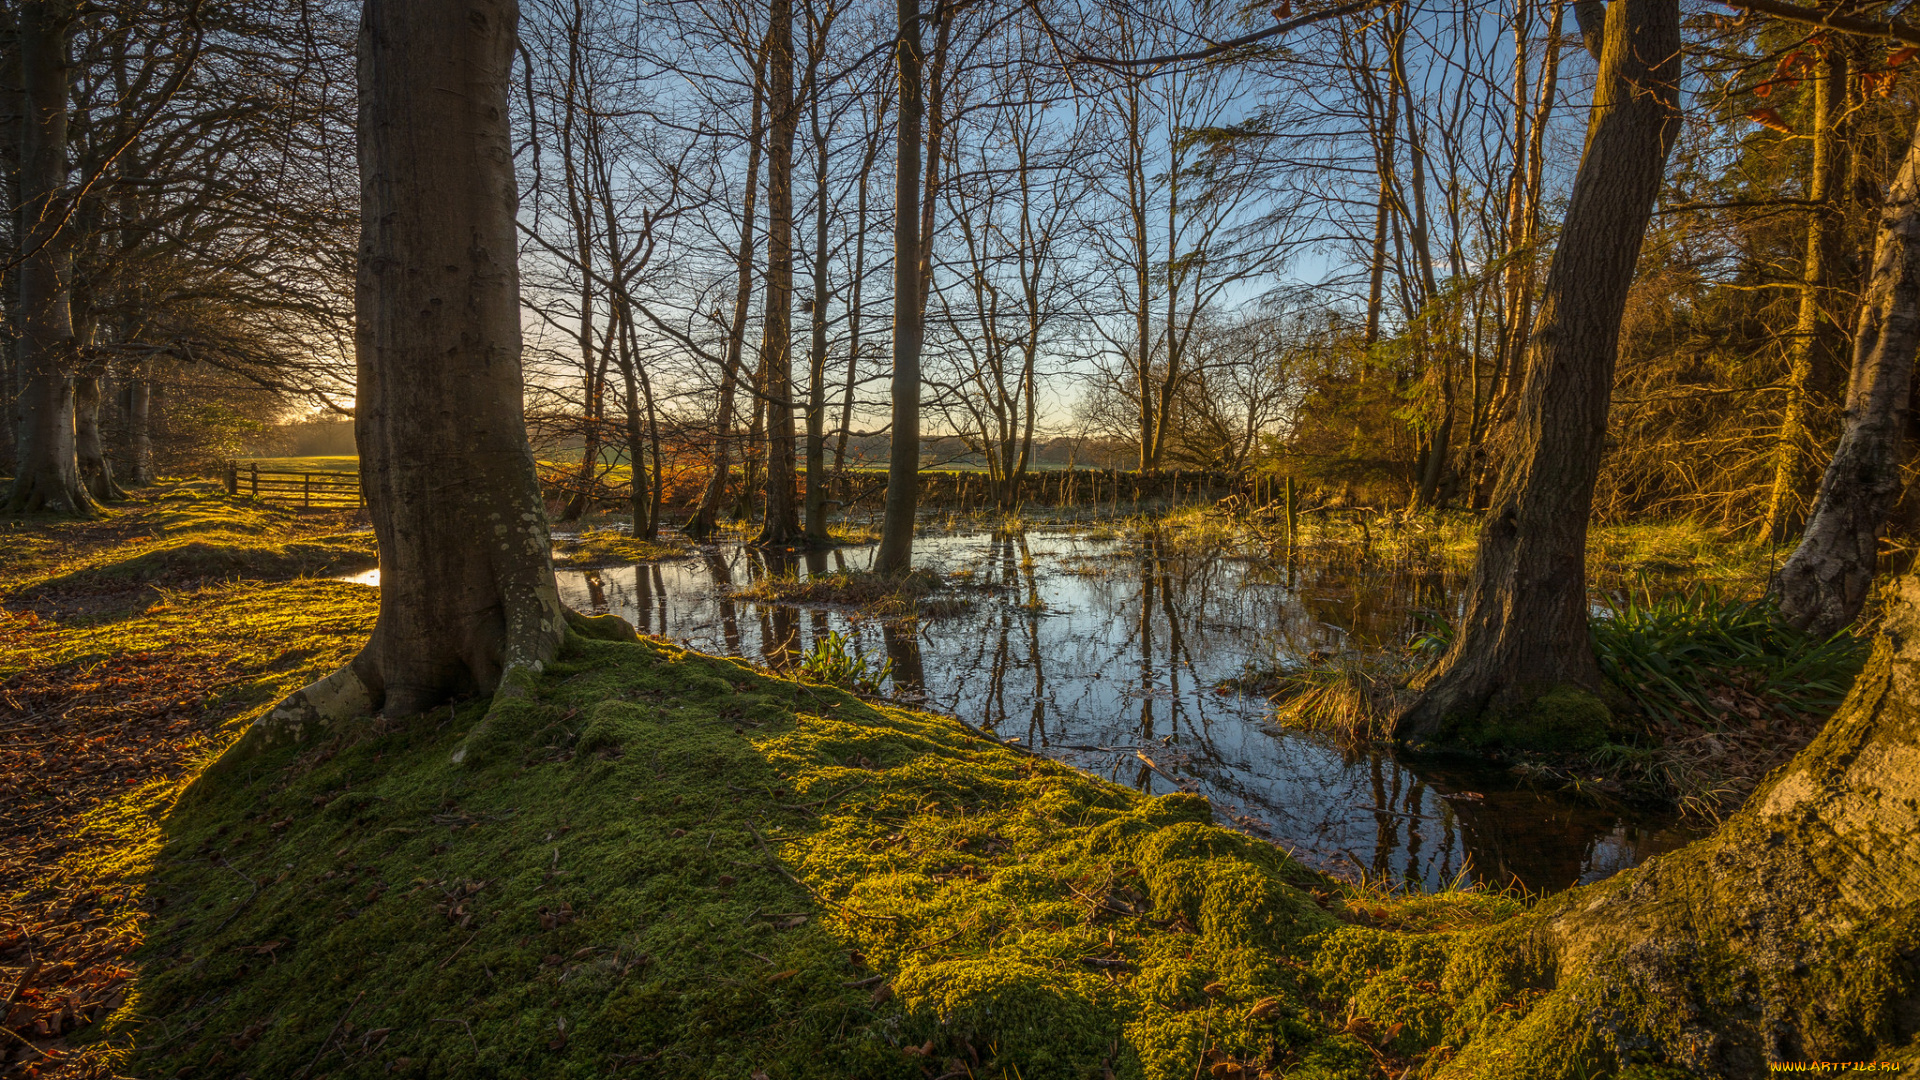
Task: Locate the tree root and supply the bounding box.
[1424,577,1920,1077]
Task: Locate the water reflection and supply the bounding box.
[351,528,1699,892]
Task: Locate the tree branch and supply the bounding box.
[1717,0,1920,47]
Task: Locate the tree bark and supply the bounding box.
[1429,573,1920,1074]
[1775,107,1920,637]
[125,364,154,485]
[874,0,924,575]
[756,0,805,546]
[75,372,126,502]
[5,0,94,518]
[803,69,831,540]
[1395,0,1680,748]
[259,0,618,744]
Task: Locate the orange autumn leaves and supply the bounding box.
[1746,41,1915,134]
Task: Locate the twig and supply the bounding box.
[1191,1007,1213,1080]
[0,1024,50,1059]
[431,1017,480,1053]
[438,929,481,970]
[295,989,365,1079]
[744,820,899,921]
[213,855,262,932]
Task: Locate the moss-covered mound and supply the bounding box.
[552,527,690,567]
[104,633,1528,1079]
[4,484,374,606]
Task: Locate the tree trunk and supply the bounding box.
[803,84,831,540]
[1395,0,1680,749]
[1763,44,1850,544]
[1775,110,1920,637]
[688,34,769,541]
[75,372,126,502]
[5,0,94,518]
[614,303,650,539]
[756,0,804,547]
[834,138,872,499]
[874,0,924,575]
[260,0,619,744]
[125,364,154,485]
[1428,573,1920,1074]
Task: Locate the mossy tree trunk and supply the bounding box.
[262,0,589,737]
[1394,0,1679,748]
[1775,105,1920,637]
[1433,575,1920,1075]
[5,0,95,519]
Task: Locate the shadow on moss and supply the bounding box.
[103,632,1533,1079]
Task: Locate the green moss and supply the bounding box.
[108,629,1478,1079]
[553,527,689,567]
[1447,684,1609,754]
[37,533,375,590]
[3,483,375,604]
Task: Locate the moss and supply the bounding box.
[552,527,689,567]
[36,533,376,590]
[103,627,1495,1079]
[1447,684,1610,754]
[3,483,374,606]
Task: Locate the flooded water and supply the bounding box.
[344,528,1700,892]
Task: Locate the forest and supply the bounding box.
[3,0,1920,1076]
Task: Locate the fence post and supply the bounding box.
[250,464,258,498]
[1284,476,1297,555]
[303,473,312,509]
[225,461,237,496]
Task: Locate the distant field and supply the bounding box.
[236,456,359,473]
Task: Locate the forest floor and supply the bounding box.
[0,485,1545,1080]
[0,485,1858,1077]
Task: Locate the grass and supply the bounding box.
[235,455,360,473]
[0,487,381,1077]
[553,526,691,567]
[733,569,975,623]
[1242,579,1865,818]
[1,482,374,616]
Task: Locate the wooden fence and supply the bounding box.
[226,463,362,508]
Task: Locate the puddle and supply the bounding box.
[342,529,1700,891]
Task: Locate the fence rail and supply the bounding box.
[226,463,362,508]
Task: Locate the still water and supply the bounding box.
[344,528,1698,892]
